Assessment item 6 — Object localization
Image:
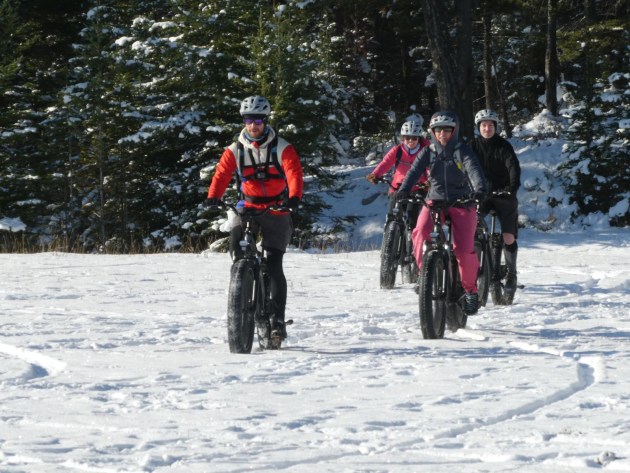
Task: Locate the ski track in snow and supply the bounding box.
[0,342,67,381]
[1,234,630,472]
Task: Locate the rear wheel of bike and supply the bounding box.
[490,239,507,305]
[475,238,491,307]
[227,259,257,353]
[380,221,402,289]
[401,230,418,284]
[418,250,447,339]
[446,256,467,332]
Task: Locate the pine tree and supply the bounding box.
[561,71,630,227]
[0,0,84,248]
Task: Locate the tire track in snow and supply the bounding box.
[0,342,66,381]
[426,329,599,440]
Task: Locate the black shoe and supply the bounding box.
[464,292,479,315]
[505,274,517,294]
[272,320,288,340]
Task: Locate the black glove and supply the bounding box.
[287,196,301,210]
[468,191,487,202]
[202,197,222,208]
[396,190,410,201]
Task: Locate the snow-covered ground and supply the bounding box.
[1,226,629,472]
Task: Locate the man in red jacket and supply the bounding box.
[204,96,304,339]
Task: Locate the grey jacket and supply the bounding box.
[400,123,487,202]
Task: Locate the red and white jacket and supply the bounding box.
[208,127,304,210]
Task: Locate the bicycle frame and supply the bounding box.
[421,200,469,334]
[476,191,514,305]
[215,202,291,353]
[378,177,425,288]
[391,195,422,264]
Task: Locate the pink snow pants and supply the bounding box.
[412,205,479,293]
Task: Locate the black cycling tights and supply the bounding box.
[265,249,287,321]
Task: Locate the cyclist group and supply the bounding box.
[368,109,521,316]
[204,95,521,343]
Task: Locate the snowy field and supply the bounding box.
[1,228,629,472]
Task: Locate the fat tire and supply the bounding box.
[401,229,418,284]
[401,260,418,284]
[446,256,467,332]
[418,250,447,339]
[475,239,491,307]
[227,259,257,353]
[490,242,506,305]
[380,221,402,289]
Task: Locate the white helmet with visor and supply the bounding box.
[240,96,271,116]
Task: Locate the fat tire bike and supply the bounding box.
[378,178,424,289]
[474,192,517,306]
[418,199,473,339]
[210,202,292,353]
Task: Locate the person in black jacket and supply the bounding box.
[470,109,521,299]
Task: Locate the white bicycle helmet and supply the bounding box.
[239,95,271,116]
[405,113,424,128]
[474,109,499,126]
[400,120,422,137]
[429,112,457,129]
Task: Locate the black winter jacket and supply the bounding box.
[470,135,521,196]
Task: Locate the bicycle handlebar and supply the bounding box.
[205,200,293,215]
[375,177,426,204]
[374,176,398,190]
[428,197,477,209]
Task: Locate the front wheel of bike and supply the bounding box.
[227,259,257,353]
[418,250,447,339]
[380,221,402,289]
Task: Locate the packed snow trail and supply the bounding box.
[1,230,629,472]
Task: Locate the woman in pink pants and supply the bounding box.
[395,111,487,315]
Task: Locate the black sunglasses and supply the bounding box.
[244,118,266,125]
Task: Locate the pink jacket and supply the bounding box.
[372,139,431,193]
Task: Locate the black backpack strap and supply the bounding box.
[268,133,285,179]
[394,145,403,170]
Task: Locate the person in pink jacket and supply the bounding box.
[366,120,431,226]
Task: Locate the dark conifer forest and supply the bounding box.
[0,1,628,252]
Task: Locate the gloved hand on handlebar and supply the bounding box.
[287,196,301,210]
[468,191,487,202]
[395,190,410,201]
[366,173,379,184]
[202,197,222,208]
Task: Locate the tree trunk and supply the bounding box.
[545,0,559,116]
[455,0,474,139]
[423,0,475,139]
[482,3,497,110]
[584,0,596,24]
[422,0,458,109]
[481,0,512,137]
